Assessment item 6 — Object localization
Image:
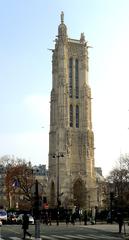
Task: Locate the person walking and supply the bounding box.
[71,212,75,225]
[117,211,124,233]
[22,213,32,239]
[65,210,70,225]
[83,210,87,225]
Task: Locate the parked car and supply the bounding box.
[7,212,17,224]
[0,209,7,224]
[16,214,34,225]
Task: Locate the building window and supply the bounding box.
[75,59,79,98]
[76,105,79,128]
[70,104,73,127]
[69,58,73,98]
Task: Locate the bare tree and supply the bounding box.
[106,154,129,210]
[0,155,27,167]
[5,159,35,210]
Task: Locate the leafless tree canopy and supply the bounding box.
[106,154,129,209]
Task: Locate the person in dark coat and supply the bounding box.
[117,212,124,233]
[65,211,70,225]
[71,213,75,225]
[83,210,87,225]
[22,213,32,239]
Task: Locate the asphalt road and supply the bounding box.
[0,222,127,240]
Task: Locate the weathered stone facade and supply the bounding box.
[48,12,97,209]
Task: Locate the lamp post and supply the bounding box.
[110,191,114,224]
[53,153,64,225]
[33,179,41,240]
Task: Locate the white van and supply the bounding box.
[0,210,7,223]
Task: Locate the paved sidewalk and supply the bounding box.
[54,221,129,237]
[81,222,129,239]
[42,221,129,239]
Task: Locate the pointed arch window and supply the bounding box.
[69,58,73,98]
[75,59,79,98]
[70,104,73,127]
[76,105,79,128]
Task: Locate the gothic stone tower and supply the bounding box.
[48,12,97,209]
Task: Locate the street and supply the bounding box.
[0,222,128,240]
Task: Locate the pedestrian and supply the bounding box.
[45,211,48,225]
[90,207,96,225]
[56,209,60,226]
[65,211,70,225]
[22,213,32,239]
[83,210,87,225]
[79,209,82,224]
[117,211,124,233]
[71,213,75,225]
[48,211,52,226]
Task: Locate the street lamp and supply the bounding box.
[53,153,64,225]
[33,179,41,239]
[110,191,114,224]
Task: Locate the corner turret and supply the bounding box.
[58,11,67,41]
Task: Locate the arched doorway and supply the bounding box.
[73,178,86,208]
[50,181,56,208]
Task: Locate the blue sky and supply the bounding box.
[0,0,129,176]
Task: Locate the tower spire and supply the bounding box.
[61,11,64,24]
